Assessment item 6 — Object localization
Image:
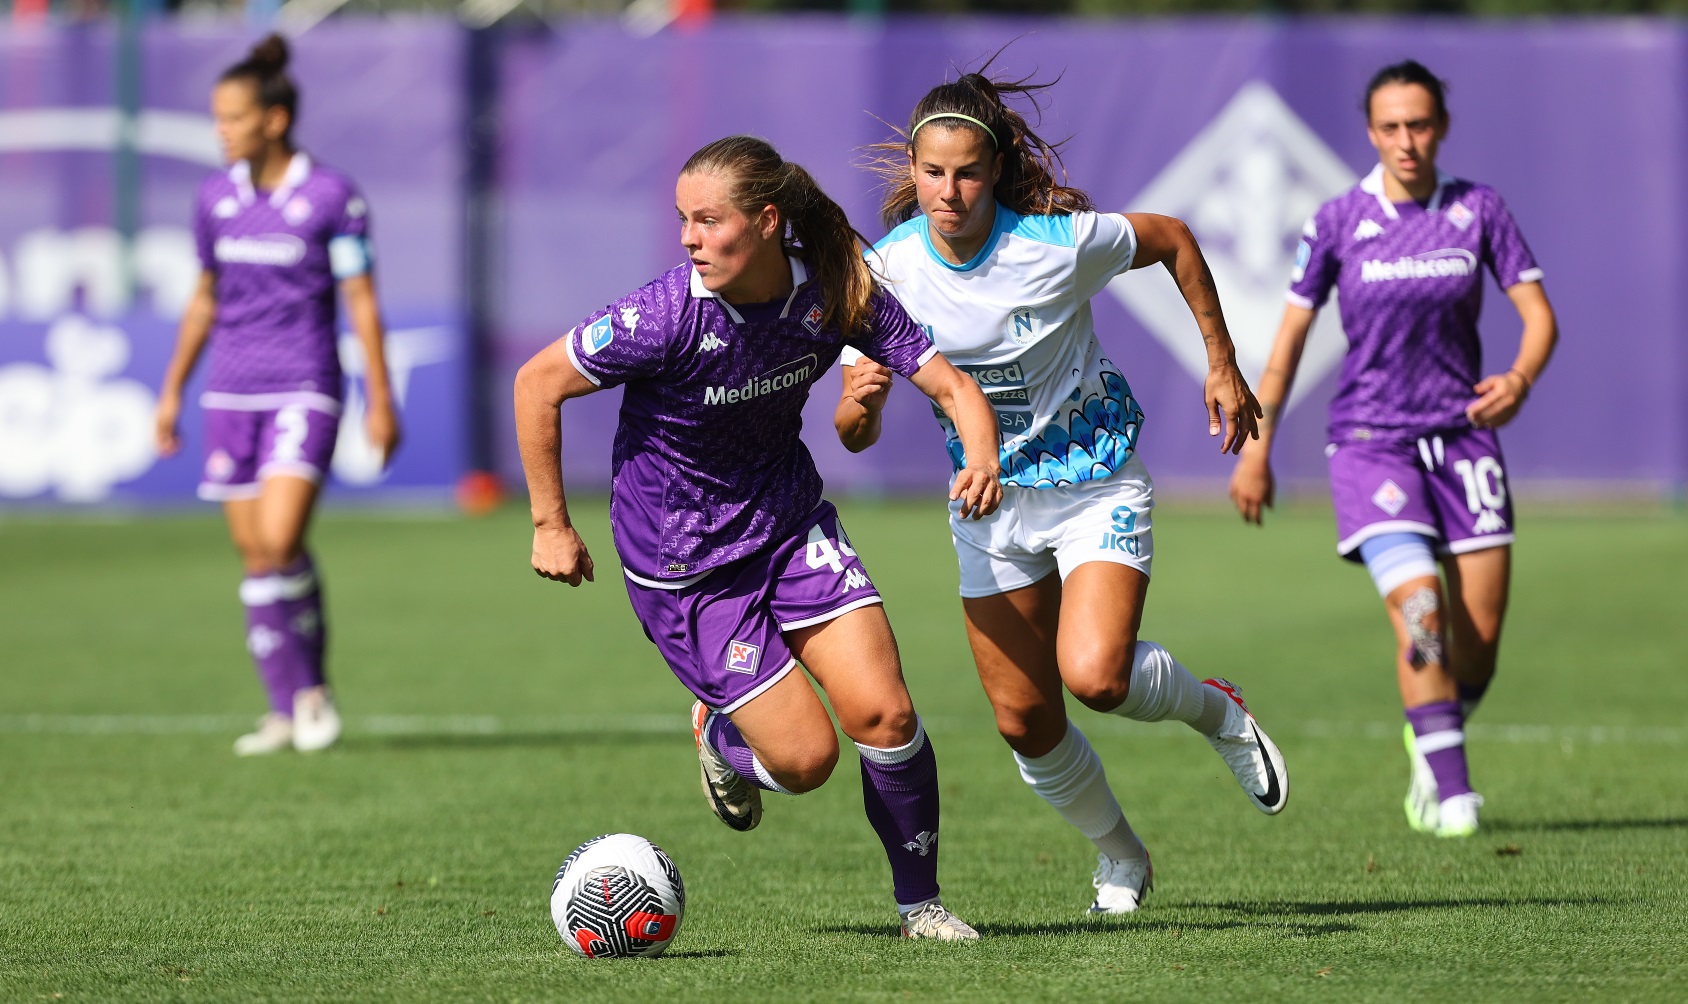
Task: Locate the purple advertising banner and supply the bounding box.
[495,17,1684,497]
[0,22,467,506]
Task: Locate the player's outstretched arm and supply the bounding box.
[1230,304,1316,525]
[835,356,892,453]
[1126,213,1263,454]
[1467,281,1557,430]
[514,336,601,587]
[341,273,402,468]
[155,271,217,458]
[906,354,1003,520]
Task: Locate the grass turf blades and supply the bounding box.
[2,499,1685,1001]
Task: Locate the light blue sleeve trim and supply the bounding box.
[328,234,373,279]
[1008,212,1076,249]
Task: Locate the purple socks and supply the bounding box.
[239,553,327,715]
[705,712,943,907]
[856,719,942,908]
[1406,700,1472,801]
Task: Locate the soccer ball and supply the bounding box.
[550,833,685,959]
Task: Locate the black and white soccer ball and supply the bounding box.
[550,833,685,959]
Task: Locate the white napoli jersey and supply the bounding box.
[849,205,1144,488]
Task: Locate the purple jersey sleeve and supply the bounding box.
[1479,189,1543,288]
[1286,206,1340,309]
[194,181,217,272]
[565,286,669,388]
[850,291,938,378]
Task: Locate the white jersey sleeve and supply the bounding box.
[1072,212,1138,301]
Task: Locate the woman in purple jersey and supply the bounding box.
[154,35,401,756]
[1230,61,1559,837]
[514,136,1002,941]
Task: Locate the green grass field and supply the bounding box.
[3,497,1686,1001]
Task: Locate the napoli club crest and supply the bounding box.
[1008,306,1039,345]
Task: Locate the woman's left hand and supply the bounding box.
[950,463,1003,520]
[1466,371,1529,429]
[1205,362,1262,454]
[365,399,403,468]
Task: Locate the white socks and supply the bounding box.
[1112,640,1228,737]
[1013,722,1145,862]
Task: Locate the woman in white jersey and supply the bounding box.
[1229,61,1558,838]
[838,71,1289,915]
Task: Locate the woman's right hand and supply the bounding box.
[154,391,182,457]
[532,524,595,586]
[1229,455,1275,525]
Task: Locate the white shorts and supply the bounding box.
[950,454,1155,598]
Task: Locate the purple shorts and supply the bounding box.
[622,501,883,713]
[1328,426,1514,561]
[198,391,341,501]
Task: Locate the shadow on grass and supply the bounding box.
[1485,817,1688,834]
[818,918,1359,939]
[1183,896,1612,917]
[660,949,736,959]
[343,731,680,752]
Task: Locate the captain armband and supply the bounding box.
[328,234,374,279]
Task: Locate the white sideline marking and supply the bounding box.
[0,714,1681,746]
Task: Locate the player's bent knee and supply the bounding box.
[765,738,839,794]
[994,704,1067,757]
[840,700,916,749]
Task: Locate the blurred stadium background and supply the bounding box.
[0,0,1683,508]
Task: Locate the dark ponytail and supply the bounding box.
[681,136,877,339]
[1363,60,1449,123]
[219,33,300,140]
[868,61,1093,229]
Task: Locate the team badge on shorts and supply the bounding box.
[725,640,761,675]
[801,305,823,334]
[1372,479,1408,516]
[205,449,236,482]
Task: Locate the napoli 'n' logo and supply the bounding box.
[1008,306,1039,345]
[584,316,615,355]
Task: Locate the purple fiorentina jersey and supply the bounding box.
[1288,165,1542,442]
[194,153,371,397]
[566,258,937,586]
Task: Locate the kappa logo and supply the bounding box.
[212,195,240,219]
[583,315,615,355]
[725,640,761,676]
[699,330,727,353]
[1353,219,1385,241]
[902,830,937,857]
[1473,508,1508,534]
[1372,479,1409,516]
[1008,306,1039,345]
[842,567,870,592]
[618,303,642,332]
[802,304,823,334]
[1108,81,1356,414]
[1446,201,1475,231]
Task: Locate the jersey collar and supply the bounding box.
[229,151,313,208]
[919,202,1012,272]
[1359,163,1454,220]
[688,254,809,324]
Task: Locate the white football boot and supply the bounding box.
[1435,792,1484,838]
[233,713,293,756]
[900,901,981,941]
[1403,723,1440,833]
[292,686,342,752]
[690,702,762,832]
[1089,850,1153,914]
[1201,678,1289,814]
